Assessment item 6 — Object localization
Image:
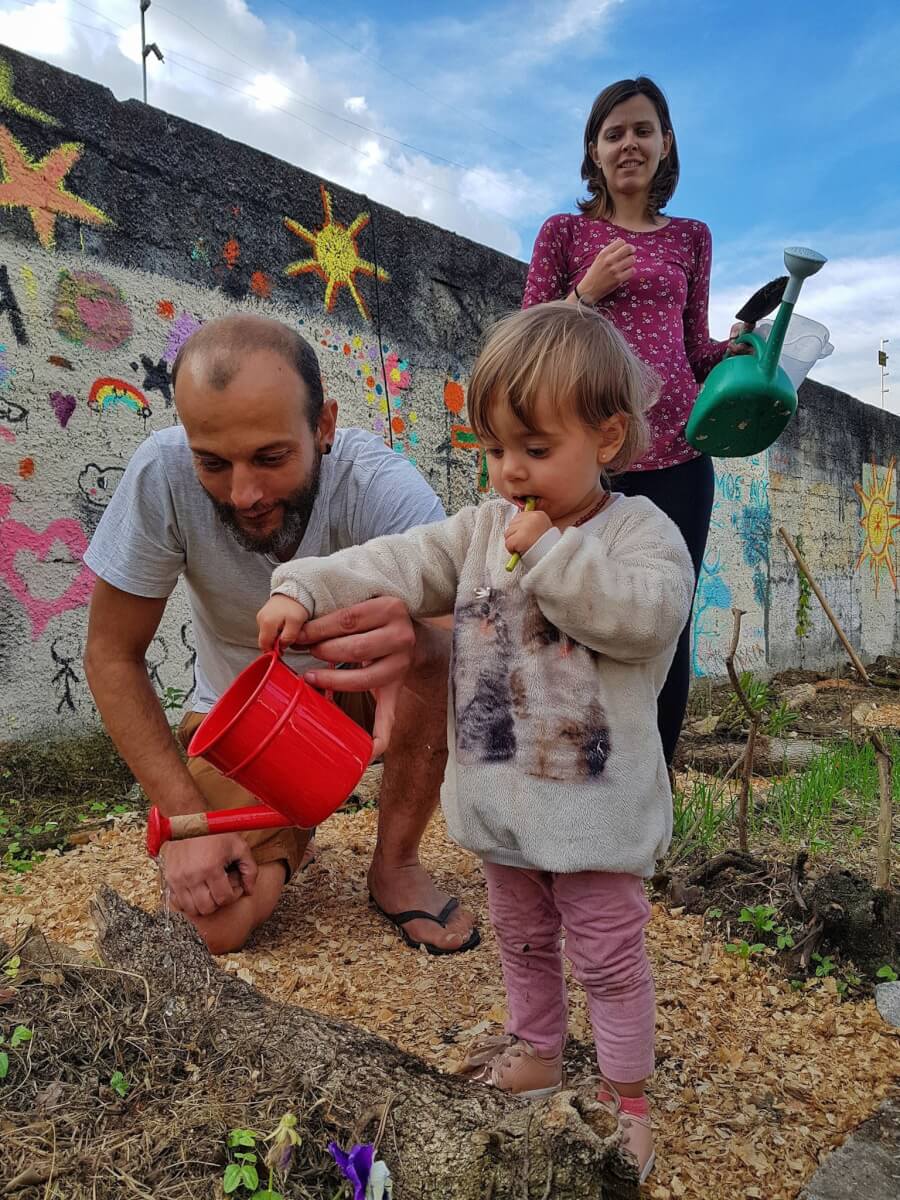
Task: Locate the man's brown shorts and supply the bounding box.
[176,690,376,879]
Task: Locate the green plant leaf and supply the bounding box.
[0,1051,8,1080]
[250,1191,284,1200]
[3,955,20,979]
[10,1026,32,1048]
[240,1164,260,1191]
[223,1163,243,1193]
[876,965,898,981]
[234,1152,257,1164]
[110,1070,128,1098]
[228,1129,258,1149]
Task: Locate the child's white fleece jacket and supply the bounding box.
[272,494,694,877]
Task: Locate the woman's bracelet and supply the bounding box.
[573,283,591,305]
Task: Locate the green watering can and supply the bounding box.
[685,246,827,457]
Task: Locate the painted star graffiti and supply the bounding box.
[283,184,388,320]
[0,124,111,250]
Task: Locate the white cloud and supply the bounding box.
[0,0,553,255]
[248,73,291,111]
[710,249,900,416]
[0,0,72,55]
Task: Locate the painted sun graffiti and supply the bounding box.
[854,457,900,596]
[283,185,389,320]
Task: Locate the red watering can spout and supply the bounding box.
[146,643,372,857]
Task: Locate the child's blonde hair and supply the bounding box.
[467,300,658,474]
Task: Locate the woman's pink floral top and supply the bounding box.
[523,214,730,471]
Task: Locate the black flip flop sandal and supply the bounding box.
[370,895,481,956]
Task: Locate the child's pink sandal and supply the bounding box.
[597,1081,655,1184]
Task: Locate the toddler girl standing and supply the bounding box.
[257,302,695,1183]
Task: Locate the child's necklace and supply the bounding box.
[573,492,611,528]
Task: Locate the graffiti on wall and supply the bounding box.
[0,125,111,250]
[0,58,58,126]
[0,482,95,640]
[284,184,389,320]
[691,457,771,677]
[854,458,899,597]
[87,377,150,419]
[53,269,132,350]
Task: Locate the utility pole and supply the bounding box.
[878,339,890,409]
[140,0,164,105]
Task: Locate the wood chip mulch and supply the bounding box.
[2,782,897,1200]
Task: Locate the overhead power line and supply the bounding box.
[268,0,534,154]
[7,0,515,223]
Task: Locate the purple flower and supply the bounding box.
[328,1141,374,1200]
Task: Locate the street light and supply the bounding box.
[140,0,164,105]
[879,339,890,409]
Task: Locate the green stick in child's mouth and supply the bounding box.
[505,497,536,572]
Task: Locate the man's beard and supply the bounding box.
[206,451,322,558]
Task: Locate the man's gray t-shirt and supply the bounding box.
[84,425,446,711]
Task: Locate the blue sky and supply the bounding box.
[1,0,897,410]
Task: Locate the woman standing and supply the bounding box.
[523,76,747,767]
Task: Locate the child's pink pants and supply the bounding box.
[483,862,655,1083]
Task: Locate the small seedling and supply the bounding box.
[705,906,723,919]
[9,1025,32,1048]
[739,904,777,934]
[876,965,898,982]
[725,940,766,959]
[765,702,798,738]
[3,956,20,980]
[812,953,836,978]
[776,927,795,950]
[223,1129,263,1197]
[0,1052,7,1080]
[110,1070,129,1098]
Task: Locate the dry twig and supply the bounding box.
[869,729,894,891]
[778,528,871,685]
[724,608,758,853]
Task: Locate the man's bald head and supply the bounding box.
[172,313,325,428]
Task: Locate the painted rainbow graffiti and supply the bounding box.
[87,377,150,417]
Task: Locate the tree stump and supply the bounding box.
[90,888,638,1199]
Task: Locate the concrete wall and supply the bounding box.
[0,47,897,738]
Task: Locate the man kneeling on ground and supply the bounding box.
[83,313,478,957]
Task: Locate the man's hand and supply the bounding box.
[159,833,257,917]
[505,509,553,558]
[292,596,417,693]
[257,595,311,651]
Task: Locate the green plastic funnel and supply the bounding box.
[685,247,827,457]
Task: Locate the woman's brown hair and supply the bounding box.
[578,76,679,221]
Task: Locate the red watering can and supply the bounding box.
[146,643,373,857]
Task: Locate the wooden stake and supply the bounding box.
[725,608,758,854]
[870,729,894,891]
[778,527,871,685]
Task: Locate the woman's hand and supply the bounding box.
[505,509,553,557]
[577,238,636,303]
[725,320,755,357]
[257,594,311,650]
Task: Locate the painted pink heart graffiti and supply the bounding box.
[0,484,95,639]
